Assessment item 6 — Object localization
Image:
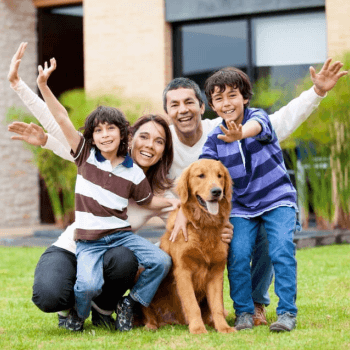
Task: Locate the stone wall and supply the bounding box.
[0,0,39,227]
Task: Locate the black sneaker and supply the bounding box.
[91,307,115,330]
[65,308,85,332]
[58,314,67,328]
[115,297,135,331]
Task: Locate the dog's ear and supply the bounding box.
[176,164,191,202]
[222,163,233,203]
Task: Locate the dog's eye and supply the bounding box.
[198,174,205,178]
[218,174,222,178]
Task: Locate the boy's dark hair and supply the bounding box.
[204,67,253,109]
[163,77,204,113]
[81,106,130,157]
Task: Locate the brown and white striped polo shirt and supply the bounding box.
[72,137,153,241]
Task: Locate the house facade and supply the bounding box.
[1,0,349,226]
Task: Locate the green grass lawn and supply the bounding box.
[1,244,350,350]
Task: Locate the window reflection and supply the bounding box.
[182,20,248,75]
[252,12,326,87]
[180,20,248,94]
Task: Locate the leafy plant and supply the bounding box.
[251,55,350,229]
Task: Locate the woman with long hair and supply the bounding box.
[7,42,176,330]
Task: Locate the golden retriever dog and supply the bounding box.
[135,159,236,334]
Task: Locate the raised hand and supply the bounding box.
[37,58,57,87]
[8,42,28,87]
[310,58,348,96]
[8,121,48,147]
[218,121,243,143]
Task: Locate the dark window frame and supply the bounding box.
[172,6,325,84]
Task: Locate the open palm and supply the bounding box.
[310,58,348,96]
[37,58,57,86]
[8,122,47,147]
[8,42,27,86]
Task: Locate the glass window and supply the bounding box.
[182,20,248,75]
[174,10,326,113]
[252,12,326,85]
[252,12,326,67]
[51,5,83,17]
[180,20,248,93]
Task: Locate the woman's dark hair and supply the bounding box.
[130,114,174,194]
[80,106,130,157]
[204,67,253,109]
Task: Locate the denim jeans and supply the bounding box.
[75,231,172,319]
[251,225,273,306]
[228,206,298,316]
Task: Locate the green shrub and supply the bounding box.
[251,54,350,227]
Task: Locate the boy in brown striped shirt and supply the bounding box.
[37,58,180,332]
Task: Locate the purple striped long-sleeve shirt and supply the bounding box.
[199,108,297,218]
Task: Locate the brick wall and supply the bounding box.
[0,0,39,227]
[326,0,350,57]
[84,0,172,113]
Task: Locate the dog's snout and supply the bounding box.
[211,187,222,197]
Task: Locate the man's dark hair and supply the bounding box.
[80,106,130,157]
[163,77,204,112]
[204,67,253,109]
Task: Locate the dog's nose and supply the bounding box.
[211,187,222,198]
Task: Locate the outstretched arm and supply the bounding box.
[270,58,348,142]
[37,59,80,153]
[7,121,74,162]
[143,196,181,211]
[8,42,71,152]
[218,120,262,143]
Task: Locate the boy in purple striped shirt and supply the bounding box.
[200,67,298,332]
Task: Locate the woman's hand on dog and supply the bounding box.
[169,208,190,242]
[169,210,233,244]
[221,222,233,244]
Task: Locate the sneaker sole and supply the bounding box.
[270,324,294,332]
[235,325,253,331]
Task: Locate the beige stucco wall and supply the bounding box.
[326,0,350,57]
[0,0,39,227]
[84,0,172,113]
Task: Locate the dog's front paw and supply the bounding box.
[189,322,208,334]
[217,325,236,334]
[144,323,158,331]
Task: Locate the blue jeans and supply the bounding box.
[74,231,172,319]
[251,225,273,306]
[228,206,298,316]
